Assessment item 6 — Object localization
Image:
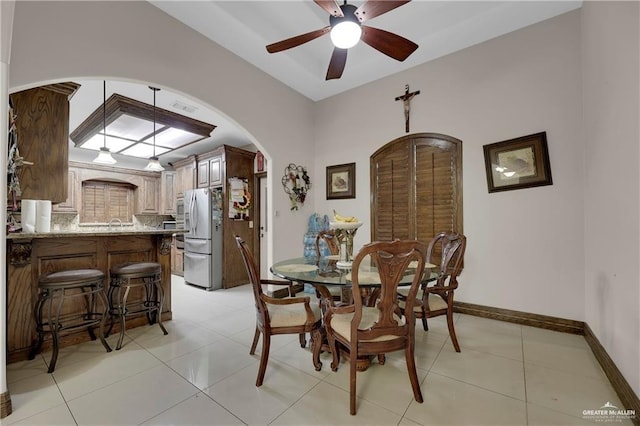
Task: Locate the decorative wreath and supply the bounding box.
[282,163,311,210]
[232,188,251,213]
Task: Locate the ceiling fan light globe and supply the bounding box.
[330,21,361,49]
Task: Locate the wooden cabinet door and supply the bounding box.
[209,156,223,187]
[137,177,159,214]
[175,250,183,274]
[160,171,176,215]
[10,83,79,203]
[53,170,78,212]
[176,162,195,198]
[197,160,209,188]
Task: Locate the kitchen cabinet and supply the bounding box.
[68,161,162,220]
[174,156,196,198]
[6,230,174,362]
[10,82,80,203]
[171,239,184,276]
[196,153,223,188]
[136,177,159,214]
[215,146,255,288]
[175,146,255,288]
[53,170,78,212]
[160,171,177,215]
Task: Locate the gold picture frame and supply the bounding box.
[483,132,553,193]
[326,163,356,200]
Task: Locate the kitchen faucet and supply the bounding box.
[108,218,123,230]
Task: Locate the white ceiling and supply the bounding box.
[151,0,583,101]
[69,1,583,170]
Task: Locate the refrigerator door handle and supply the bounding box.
[190,190,197,235]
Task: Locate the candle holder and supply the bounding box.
[329,221,362,269]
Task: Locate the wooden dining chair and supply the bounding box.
[398,232,467,352]
[235,236,323,386]
[314,230,344,303]
[324,239,427,415]
[315,229,342,257]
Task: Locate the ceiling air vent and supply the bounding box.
[170,100,198,114]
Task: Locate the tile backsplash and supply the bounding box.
[12,212,173,233]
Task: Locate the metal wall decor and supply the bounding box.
[282,163,311,210]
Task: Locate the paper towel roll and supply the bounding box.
[21,199,37,233]
[36,200,52,233]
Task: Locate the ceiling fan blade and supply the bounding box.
[326,48,348,80]
[314,0,344,17]
[360,26,418,61]
[354,0,411,23]
[266,26,331,53]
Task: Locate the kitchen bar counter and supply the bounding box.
[6,228,185,239]
[6,229,180,363]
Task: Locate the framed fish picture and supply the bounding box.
[326,162,356,200]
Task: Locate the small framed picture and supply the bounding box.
[326,162,356,200]
[483,132,553,193]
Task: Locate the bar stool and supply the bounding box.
[107,262,168,350]
[29,268,112,373]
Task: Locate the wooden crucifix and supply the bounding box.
[395,84,420,133]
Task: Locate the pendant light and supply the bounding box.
[93,80,117,165]
[144,86,164,172]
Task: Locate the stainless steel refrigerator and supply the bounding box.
[184,188,223,290]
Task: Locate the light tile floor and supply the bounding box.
[3,276,635,426]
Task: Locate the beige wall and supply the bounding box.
[7,0,316,265]
[4,0,640,398]
[582,1,640,396]
[315,11,585,319]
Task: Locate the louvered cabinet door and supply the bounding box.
[371,133,463,253]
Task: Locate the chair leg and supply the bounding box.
[349,350,357,415]
[446,310,460,352]
[28,292,46,360]
[311,328,323,371]
[249,326,260,355]
[256,333,271,387]
[115,285,130,350]
[154,277,168,336]
[377,354,386,365]
[97,287,112,353]
[47,291,65,373]
[299,333,307,348]
[421,316,428,331]
[327,332,340,371]
[405,343,423,403]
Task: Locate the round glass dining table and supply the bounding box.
[271,256,437,288]
[271,256,437,371]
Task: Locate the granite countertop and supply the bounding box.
[6,229,187,240]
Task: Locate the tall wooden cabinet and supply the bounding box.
[10,82,80,203]
[197,145,255,289]
[174,156,196,199]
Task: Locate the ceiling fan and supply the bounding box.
[266,0,418,80]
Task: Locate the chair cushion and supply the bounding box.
[110,262,161,278]
[39,268,105,288]
[330,307,405,343]
[398,292,448,312]
[267,300,322,328]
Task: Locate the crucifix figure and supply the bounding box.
[395,84,420,133]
